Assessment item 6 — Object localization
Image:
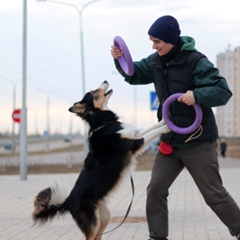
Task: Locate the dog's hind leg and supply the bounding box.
[85,222,100,240]
[82,200,110,240]
[74,209,100,240]
[94,200,111,240]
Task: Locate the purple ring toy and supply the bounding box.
[162,93,203,134]
[113,36,135,76]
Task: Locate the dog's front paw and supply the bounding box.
[160,124,171,134]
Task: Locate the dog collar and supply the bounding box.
[89,125,106,137]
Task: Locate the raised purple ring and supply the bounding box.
[162,93,203,134]
[113,36,135,76]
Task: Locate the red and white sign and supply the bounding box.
[12,109,21,123]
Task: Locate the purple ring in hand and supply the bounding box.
[113,36,135,76]
[162,93,203,134]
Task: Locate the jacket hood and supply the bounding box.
[181,36,196,51]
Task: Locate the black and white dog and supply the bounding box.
[32,81,170,240]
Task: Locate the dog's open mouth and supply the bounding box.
[104,89,113,96]
[100,81,113,98]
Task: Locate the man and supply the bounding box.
[220,138,227,157]
[111,15,240,240]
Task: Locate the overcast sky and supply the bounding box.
[1,0,240,135]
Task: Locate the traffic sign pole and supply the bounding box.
[11,109,21,152]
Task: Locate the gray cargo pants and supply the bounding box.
[146,141,240,240]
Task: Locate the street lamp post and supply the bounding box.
[37,89,61,151]
[20,0,28,180]
[37,0,98,156]
[46,94,50,151]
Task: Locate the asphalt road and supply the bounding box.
[0,137,84,168]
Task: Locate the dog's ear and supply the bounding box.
[69,92,94,114]
[68,103,86,113]
[69,103,86,113]
[77,105,86,113]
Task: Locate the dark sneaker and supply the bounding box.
[236,233,240,239]
[148,239,168,240]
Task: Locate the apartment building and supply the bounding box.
[216,46,240,138]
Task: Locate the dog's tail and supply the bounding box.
[32,182,69,226]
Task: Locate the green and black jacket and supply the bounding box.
[114,36,232,145]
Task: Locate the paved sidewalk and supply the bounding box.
[1,157,240,240]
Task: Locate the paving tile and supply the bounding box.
[0,157,240,239]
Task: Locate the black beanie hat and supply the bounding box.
[148,15,181,45]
